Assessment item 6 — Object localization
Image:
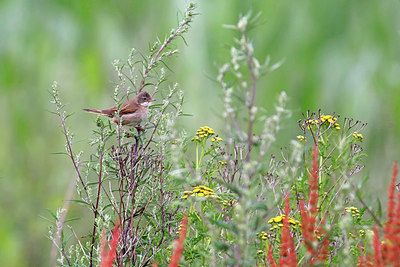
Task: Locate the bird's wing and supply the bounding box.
[103,99,139,116]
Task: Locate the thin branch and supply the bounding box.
[89,131,105,267]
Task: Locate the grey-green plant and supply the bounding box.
[50,3,197,266]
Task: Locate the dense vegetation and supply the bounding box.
[49,5,400,266]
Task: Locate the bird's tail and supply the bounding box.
[83,108,102,114]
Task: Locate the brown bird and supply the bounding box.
[83,91,155,126]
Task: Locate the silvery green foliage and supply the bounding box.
[49,3,197,266]
[206,13,289,265]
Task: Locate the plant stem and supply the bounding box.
[196,142,199,170]
[198,142,206,169]
[89,131,105,267]
[244,31,257,164]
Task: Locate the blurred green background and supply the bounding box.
[1,0,400,265]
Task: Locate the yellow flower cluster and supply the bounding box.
[192,126,215,141]
[345,207,360,219]
[182,185,219,199]
[296,135,306,142]
[320,115,338,125]
[348,232,357,239]
[306,115,340,130]
[359,229,365,237]
[257,216,302,241]
[221,199,237,207]
[348,229,372,240]
[268,215,302,231]
[256,249,264,255]
[191,126,223,143]
[176,222,184,235]
[211,137,223,142]
[258,231,272,240]
[352,132,364,142]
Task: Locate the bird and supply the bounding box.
[83,91,156,126]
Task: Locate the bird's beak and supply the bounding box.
[151,98,156,102]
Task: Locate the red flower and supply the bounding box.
[363,162,400,266]
[279,194,297,267]
[169,214,188,267]
[373,225,383,267]
[100,220,121,267]
[382,162,400,266]
[300,146,329,265]
[268,245,277,267]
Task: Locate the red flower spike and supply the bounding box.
[358,254,374,267]
[371,162,400,266]
[100,231,106,265]
[392,162,400,260]
[299,146,329,265]
[382,161,400,266]
[299,199,313,254]
[358,246,367,267]
[358,254,365,267]
[100,220,121,267]
[169,214,188,267]
[373,225,383,267]
[279,194,297,267]
[268,246,278,267]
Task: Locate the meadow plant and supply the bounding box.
[50,3,197,266]
[49,5,399,267]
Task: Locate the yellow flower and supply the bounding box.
[270,225,279,231]
[183,185,221,200]
[267,214,301,231]
[297,135,306,142]
[348,232,357,239]
[353,132,363,142]
[359,230,365,237]
[345,206,360,219]
[273,215,284,223]
[193,126,220,142]
[199,185,213,192]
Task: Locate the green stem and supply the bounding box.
[318,136,324,185]
[198,141,206,168]
[196,142,199,170]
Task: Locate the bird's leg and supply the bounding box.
[133,126,144,155]
[134,135,139,155]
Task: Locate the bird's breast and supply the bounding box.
[118,108,149,125]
